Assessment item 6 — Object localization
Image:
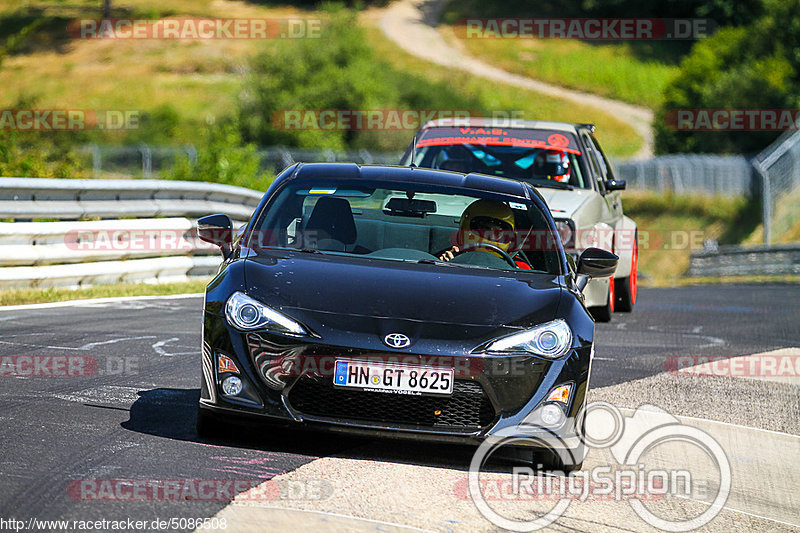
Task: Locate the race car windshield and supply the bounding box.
[250,180,563,275]
[407,127,591,189]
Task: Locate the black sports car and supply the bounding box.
[196,162,617,469]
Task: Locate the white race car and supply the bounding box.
[402,118,638,321]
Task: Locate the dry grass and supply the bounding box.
[0,0,312,138]
[0,279,207,306]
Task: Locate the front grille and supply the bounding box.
[288,378,495,430]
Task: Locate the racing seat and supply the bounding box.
[303,196,357,251]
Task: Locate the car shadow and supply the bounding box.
[122,387,532,474]
[122,387,363,457]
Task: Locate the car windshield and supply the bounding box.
[405,127,591,189]
[250,179,563,274]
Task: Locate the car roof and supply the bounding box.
[419,118,594,133]
[288,162,534,200]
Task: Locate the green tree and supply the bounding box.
[237,8,478,153]
[655,0,800,154]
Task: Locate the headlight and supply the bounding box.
[225,292,307,335]
[483,319,572,358]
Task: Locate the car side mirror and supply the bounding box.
[198,214,233,258]
[575,247,618,291]
[604,179,626,191]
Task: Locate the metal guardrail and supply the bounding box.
[689,244,800,277]
[0,177,262,221]
[0,178,262,288]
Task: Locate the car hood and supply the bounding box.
[534,187,593,219]
[243,250,563,332]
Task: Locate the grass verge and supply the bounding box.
[642,275,800,288]
[623,191,761,284]
[440,4,680,109]
[0,279,207,306]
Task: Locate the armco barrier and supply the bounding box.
[0,178,263,288]
[689,244,800,277]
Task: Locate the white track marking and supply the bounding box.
[79,336,157,350]
[0,335,156,351]
[151,337,197,357]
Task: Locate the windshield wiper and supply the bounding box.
[298,248,324,254]
[530,180,574,191]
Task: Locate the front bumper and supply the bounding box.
[200,315,591,449]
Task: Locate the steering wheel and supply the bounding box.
[450,243,518,268]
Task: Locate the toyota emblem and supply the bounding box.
[383,333,411,349]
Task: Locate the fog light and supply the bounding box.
[540,404,564,426]
[222,376,243,396]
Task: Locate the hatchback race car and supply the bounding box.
[401,119,638,321]
[196,163,617,469]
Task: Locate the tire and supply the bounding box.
[589,276,614,323]
[615,232,638,312]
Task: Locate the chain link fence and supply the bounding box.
[613,155,756,197]
[753,131,800,244]
[81,144,403,178]
[257,146,403,174]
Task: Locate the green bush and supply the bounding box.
[162,121,272,191]
[0,132,87,178]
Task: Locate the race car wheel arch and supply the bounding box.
[612,215,637,279]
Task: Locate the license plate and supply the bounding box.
[333,359,454,396]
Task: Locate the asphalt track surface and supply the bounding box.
[0,284,797,532]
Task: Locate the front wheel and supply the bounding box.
[615,232,638,312]
[589,276,614,322]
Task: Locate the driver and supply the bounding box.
[532,149,571,183]
[438,199,531,269]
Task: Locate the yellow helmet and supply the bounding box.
[459,199,515,253]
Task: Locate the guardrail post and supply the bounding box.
[138,143,152,178]
[754,161,771,245]
[87,143,102,178]
[184,144,198,165]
